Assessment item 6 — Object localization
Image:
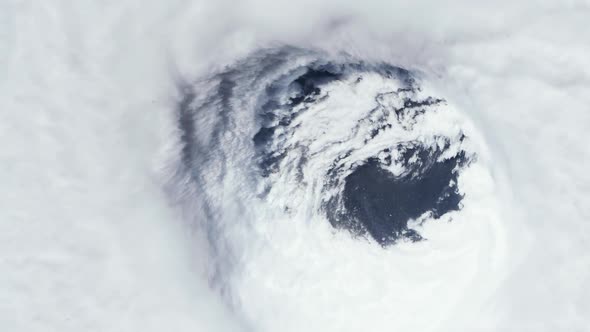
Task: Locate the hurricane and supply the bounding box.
[2,1,589,332]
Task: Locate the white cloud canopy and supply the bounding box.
[1,1,589,331]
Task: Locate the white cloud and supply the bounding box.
[1,1,588,331]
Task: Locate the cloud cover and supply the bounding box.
[1,0,589,331]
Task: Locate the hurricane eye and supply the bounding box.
[171,46,501,332]
[210,53,474,245]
